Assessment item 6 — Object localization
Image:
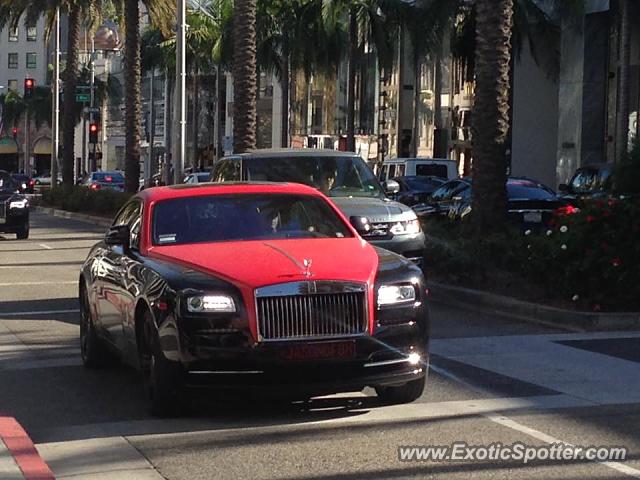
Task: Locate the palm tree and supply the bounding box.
[0,0,99,185]
[115,0,174,192]
[232,0,258,153]
[616,0,631,162]
[469,0,514,232]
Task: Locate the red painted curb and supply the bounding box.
[0,417,55,480]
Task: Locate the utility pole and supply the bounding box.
[51,7,60,187]
[173,0,187,184]
[89,36,96,172]
[146,68,155,186]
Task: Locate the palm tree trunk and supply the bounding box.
[62,4,81,186]
[412,56,421,157]
[124,0,141,193]
[281,51,290,148]
[470,0,514,232]
[232,0,258,153]
[346,7,357,152]
[616,0,631,162]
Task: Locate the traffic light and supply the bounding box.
[12,127,17,140]
[24,78,34,99]
[89,123,99,144]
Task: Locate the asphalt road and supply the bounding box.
[1,213,640,479]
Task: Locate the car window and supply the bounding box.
[153,194,353,245]
[431,181,465,201]
[388,164,396,179]
[243,156,385,198]
[596,168,612,191]
[396,164,405,177]
[213,160,241,182]
[0,172,17,191]
[128,202,143,250]
[403,177,444,191]
[416,164,449,178]
[94,172,125,183]
[507,181,556,200]
[113,201,139,227]
[570,169,597,193]
[197,173,210,182]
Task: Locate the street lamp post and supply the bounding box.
[173,0,187,184]
[51,7,60,187]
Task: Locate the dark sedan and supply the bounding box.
[559,164,613,206]
[80,182,430,415]
[0,170,30,239]
[11,173,35,194]
[392,176,445,207]
[83,171,125,192]
[418,177,565,229]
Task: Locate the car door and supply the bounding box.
[95,201,141,350]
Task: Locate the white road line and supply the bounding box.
[38,243,53,250]
[0,309,79,317]
[0,281,76,287]
[431,363,640,478]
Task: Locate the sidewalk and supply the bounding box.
[0,417,55,480]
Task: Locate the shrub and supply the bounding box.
[42,185,131,217]
[613,137,640,195]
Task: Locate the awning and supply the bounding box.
[33,137,52,155]
[0,137,18,154]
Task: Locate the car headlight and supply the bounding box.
[186,295,236,313]
[389,219,421,235]
[377,284,416,307]
[9,199,28,209]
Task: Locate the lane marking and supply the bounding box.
[431,362,640,478]
[0,417,55,480]
[38,244,52,250]
[0,281,76,287]
[0,309,79,317]
[0,264,83,269]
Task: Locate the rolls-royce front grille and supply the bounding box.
[256,283,368,341]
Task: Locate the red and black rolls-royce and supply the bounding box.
[80,182,430,415]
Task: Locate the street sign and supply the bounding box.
[84,107,100,113]
[75,93,90,103]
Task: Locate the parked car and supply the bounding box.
[0,170,29,239]
[392,176,446,207]
[83,171,125,192]
[559,163,613,205]
[422,177,566,229]
[33,171,63,186]
[11,173,35,194]
[79,182,430,415]
[413,178,471,219]
[184,172,211,184]
[211,149,426,263]
[379,158,458,182]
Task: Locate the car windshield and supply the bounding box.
[507,181,556,200]
[243,156,385,198]
[415,164,450,178]
[153,194,353,245]
[0,172,17,191]
[94,172,124,183]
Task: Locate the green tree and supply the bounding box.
[232,0,258,153]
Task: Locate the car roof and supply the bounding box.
[385,157,456,163]
[222,148,360,159]
[139,181,324,202]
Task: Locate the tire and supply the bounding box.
[80,284,112,368]
[139,310,186,417]
[375,377,425,405]
[16,224,29,240]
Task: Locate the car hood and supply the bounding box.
[328,196,417,223]
[148,237,379,290]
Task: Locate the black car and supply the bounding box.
[392,176,445,207]
[11,173,35,194]
[0,171,30,239]
[419,177,565,229]
[80,183,430,415]
[211,149,426,263]
[413,178,471,218]
[559,163,613,206]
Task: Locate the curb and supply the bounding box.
[0,417,55,480]
[33,206,112,228]
[428,282,640,332]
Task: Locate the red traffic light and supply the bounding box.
[12,127,18,137]
[25,78,34,88]
[89,124,98,133]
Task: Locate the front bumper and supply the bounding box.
[164,309,430,395]
[0,208,28,233]
[368,232,426,262]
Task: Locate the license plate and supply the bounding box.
[282,341,356,361]
[524,212,542,223]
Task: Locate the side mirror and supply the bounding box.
[558,183,570,193]
[383,180,400,195]
[350,216,371,235]
[105,224,130,248]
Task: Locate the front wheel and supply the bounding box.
[80,284,112,368]
[139,310,186,417]
[375,377,425,405]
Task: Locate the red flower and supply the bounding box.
[611,258,622,267]
[586,215,596,223]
